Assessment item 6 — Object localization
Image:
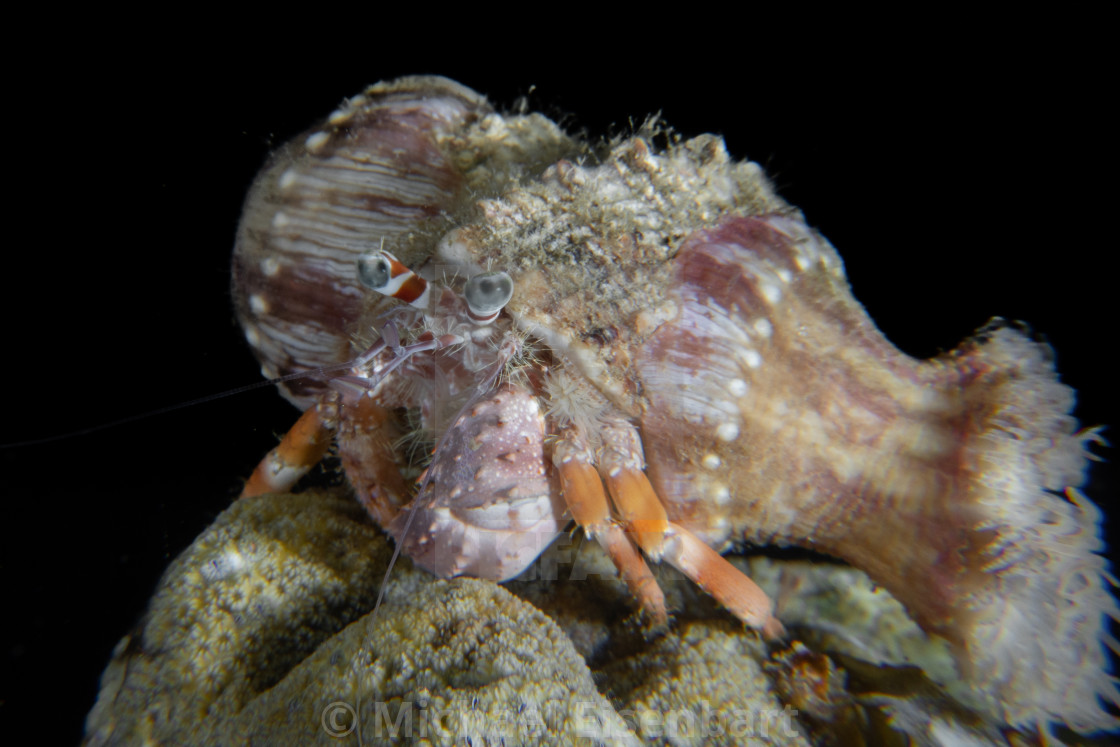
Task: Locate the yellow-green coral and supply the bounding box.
[86,490,643,745]
[85,489,1042,746]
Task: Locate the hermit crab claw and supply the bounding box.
[389,385,566,582]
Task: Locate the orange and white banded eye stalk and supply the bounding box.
[357,249,430,308]
[463,270,514,324]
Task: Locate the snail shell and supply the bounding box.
[232,75,579,408]
[429,119,1119,731]
[231,76,1118,735]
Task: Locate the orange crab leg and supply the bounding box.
[596,419,781,637]
[603,466,781,637]
[554,435,668,627]
[241,406,332,498]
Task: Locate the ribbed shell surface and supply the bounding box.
[232,77,491,408]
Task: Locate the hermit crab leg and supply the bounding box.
[553,429,668,628]
[238,325,458,501]
[598,419,782,638]
[241,404,333,498]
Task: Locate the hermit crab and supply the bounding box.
[232,76,1118,735]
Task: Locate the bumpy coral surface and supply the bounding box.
[86,489,1090,746]
[84,491,637,745]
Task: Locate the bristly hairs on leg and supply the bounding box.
[392,407,436,479]
[473,324,538,395]
[543,360,612,453]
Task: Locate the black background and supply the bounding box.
[2,29,1115,742]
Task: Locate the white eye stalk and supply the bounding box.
[357,249,431,309]
[463,270,514,325]
[342,251,519,403]
[356,249,514,327]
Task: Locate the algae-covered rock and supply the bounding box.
[85,490,390,744]
[234,577,637,744]
[596,621,810,746]
[84,490,636,745]
[84,489,1038,745]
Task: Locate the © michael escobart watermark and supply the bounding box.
[321,700,358,737]
[321,697,800,741]
[579,701,801,741]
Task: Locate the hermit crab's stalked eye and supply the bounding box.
[357,249,430,308]
[464,270,514,324]
[357,251,392,291]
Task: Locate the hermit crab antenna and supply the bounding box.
[357,248,431,309]
[463,270,514,325]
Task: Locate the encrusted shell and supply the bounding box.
[422,109,1118,731]
[229,75,1119,736]
[436,134,787,414]
[232,76,580,408]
